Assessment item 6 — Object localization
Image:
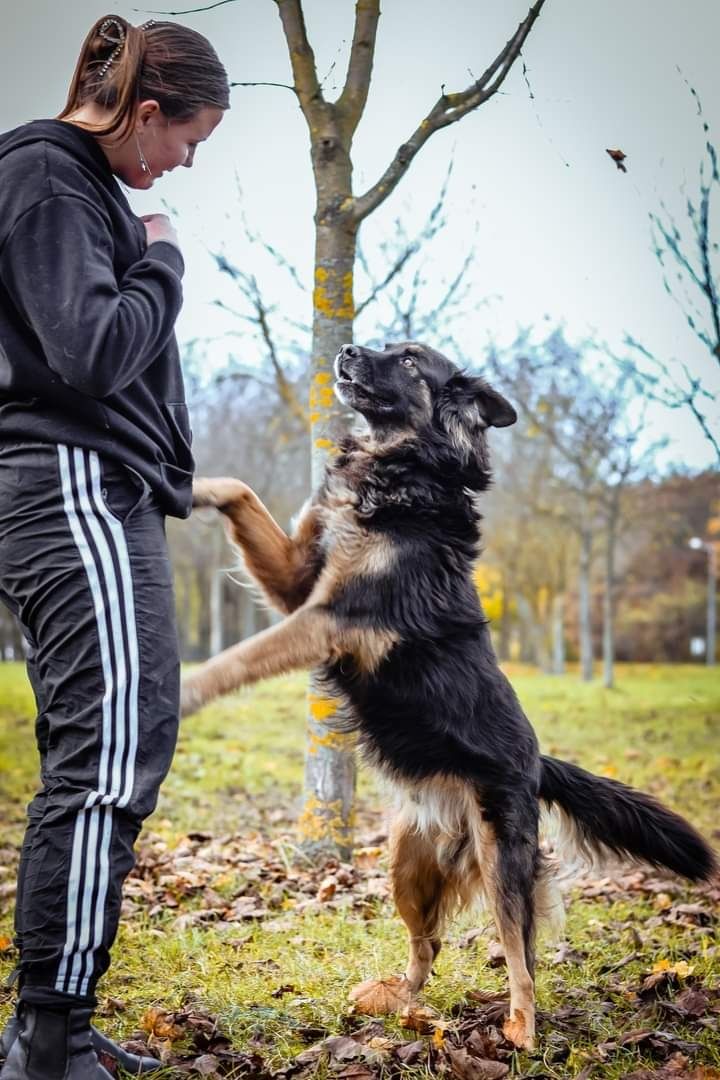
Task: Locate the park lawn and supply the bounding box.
[0,663,718,1078]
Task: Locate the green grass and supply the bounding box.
[0,663,718,1077]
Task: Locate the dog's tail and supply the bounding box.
[538,755,717,882]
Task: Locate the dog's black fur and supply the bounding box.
[183,341,717,1048]
[329,342,714,875]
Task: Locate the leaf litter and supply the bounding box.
[2,822,718,1078]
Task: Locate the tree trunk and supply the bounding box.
[239,589,256,641]
[516,595,549,671]
[551,593,565,675]
[578,527,593,682]
[209,534,224,657]
[300,131,359,860]
[498,573,511,662]
[707,543,717,666]
[602,507,618,689]
[273,0,549,859]
[209,572,223,656]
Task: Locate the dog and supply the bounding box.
[180,341,717,1051]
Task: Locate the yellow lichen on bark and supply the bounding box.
[313,266,354,321]
[308,694,340,720]
[297,795,355,844]
[306,726,354,754]
[314,437,337,452]
[309,371,336,418]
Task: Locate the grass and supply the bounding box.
[0,663,718,1077]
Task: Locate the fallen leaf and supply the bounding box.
[316,875,337,902]
[444,1044,509,1079]
[399,1002,441,1034]
[323,1036,373,1062]
[140,1007,185,1042]
[394,1039,425,1065]
[349,976,413,1015]
[192,1054,220,1076]
[486,941,506,968]
[334,1067,377,1080]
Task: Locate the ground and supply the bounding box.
[0,664,718,1079]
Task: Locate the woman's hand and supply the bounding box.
[141,213,180,251]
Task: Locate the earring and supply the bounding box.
[136,135,151,176]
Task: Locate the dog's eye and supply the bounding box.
[401,357,415,369]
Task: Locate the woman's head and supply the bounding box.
[59,15,230,187]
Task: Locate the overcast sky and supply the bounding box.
[2,0,718,469]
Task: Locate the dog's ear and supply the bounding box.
[437,374,517,463]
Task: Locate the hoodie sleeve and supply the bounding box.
[0,193,184,399]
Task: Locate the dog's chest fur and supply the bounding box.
[313,442,399,585]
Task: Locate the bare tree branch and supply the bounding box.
[351,0,546,222]
[622,335,720,461]
[335,0,381,142]
[699,142,720,357]
[355,165,452,316]
[212,254,308,428]
[355,243,419,317]
[275,0,325,126]
[132,0,237,12]
[650,87,720,369]
[230,80,297,93]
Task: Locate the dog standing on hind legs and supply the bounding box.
[181,341,717,1052]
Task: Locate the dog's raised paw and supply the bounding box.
[191,477,252,510]
[502,1009,534,1051]
[349,975,413,1015]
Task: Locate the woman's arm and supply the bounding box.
[0,193,184,398]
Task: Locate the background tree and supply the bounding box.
[625,90,720,461]
[488,328,658,687]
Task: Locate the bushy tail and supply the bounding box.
[539,755,717,882]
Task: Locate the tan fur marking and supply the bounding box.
[180,606,336,716]
[180,607,398,717]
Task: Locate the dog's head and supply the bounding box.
[334,341,516,469]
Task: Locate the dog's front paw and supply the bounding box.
[192,476,253,510]
[180,677,205,719]
[348,975,414,1015]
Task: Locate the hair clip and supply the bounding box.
[139,19,157,30]
[97,17,126,79]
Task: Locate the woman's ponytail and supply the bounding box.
[58,14,229,139]
[58,15,147,140]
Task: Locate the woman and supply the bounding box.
[0,15,228,1078]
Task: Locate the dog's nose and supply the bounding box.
[339,344,359,359]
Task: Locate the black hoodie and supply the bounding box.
[0,119,193,518]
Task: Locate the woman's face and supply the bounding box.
[116,102,224,188]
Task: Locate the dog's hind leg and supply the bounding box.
[474,795,539,1052]
[389,815,454,993]
[349,813,449,1010]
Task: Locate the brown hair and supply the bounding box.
[58,15,230,141]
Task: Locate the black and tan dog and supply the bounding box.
[181,342,716,1050]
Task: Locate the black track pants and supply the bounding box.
[0,443,180,1006]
